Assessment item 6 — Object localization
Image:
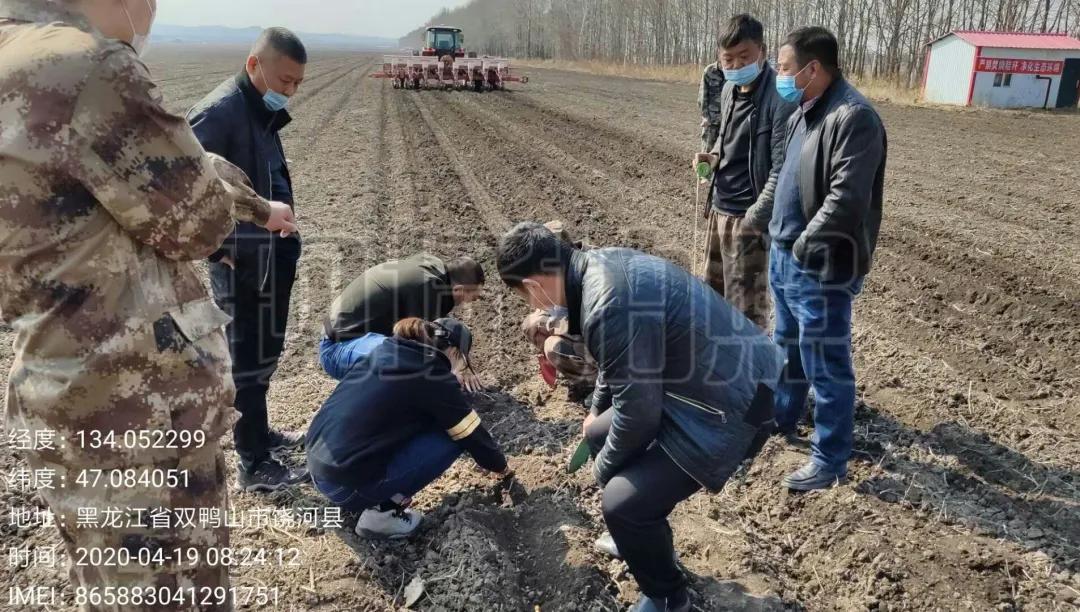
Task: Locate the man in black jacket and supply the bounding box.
[188,28,309,492]
[749,27,887,491]
[695,14,797,330]
[498,223,783,612]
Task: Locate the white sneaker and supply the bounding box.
[354,507,423,539]
[594,531,621,559]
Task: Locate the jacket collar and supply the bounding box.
[235,71,292,132]
[564,250,588,336]
[749,63,776,105]
[1,0,92,30]
[803,76,848,123]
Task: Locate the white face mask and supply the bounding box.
[524,279,569,321]
[121,0,156,56]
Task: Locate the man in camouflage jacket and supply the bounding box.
[0,0,295,606]
[698,61,726,152]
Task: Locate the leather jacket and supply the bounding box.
[747,77,887,282]
[565,249,785,491]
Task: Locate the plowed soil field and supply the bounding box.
[1,46,1077,611]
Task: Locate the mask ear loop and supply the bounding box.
[121,0,137,43]
[526,279,560,311]
[121,0,155,48]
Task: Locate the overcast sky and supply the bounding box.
[156,0,473,39]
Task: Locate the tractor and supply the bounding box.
[421,26,471,59]
[372,26,529,91]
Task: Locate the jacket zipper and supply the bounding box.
[665,391,727,422]
[657,442,708,489]
[748,108,759,194]
[260,160,273,292]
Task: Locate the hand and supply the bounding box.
[477,462,513,478]
[582,412,596,437]
[263,201,298,238]
[456,370,484,394]
[700,118,709,128]
[694,152,718,167]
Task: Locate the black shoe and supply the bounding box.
[238,458,310,493]
[267,429,306,452]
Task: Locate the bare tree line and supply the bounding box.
[403,0,1080,86]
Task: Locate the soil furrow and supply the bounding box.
[407,93,513,236]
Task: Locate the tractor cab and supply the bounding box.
[423,26,465,58]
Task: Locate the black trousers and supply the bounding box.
[585,410,700,598]
[584,386,774,599]
[210,237,299,466]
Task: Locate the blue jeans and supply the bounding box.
[319,333,387,380]
[770,245,864,474]
[313,430,463,512]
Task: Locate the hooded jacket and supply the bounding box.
[306,337,507,487]
[566,248,785,491]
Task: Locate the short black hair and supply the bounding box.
[783,27,841,76]
[445,256,485,287]
[496,222,568,288]
[254,27,308,64]
[718,14,765,50]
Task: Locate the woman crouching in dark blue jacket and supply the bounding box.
[307,317,510,539]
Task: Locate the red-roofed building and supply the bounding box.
[922,30,1080,108]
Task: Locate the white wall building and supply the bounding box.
[922,31,1080,109]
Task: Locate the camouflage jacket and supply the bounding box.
[0,0,270,467]
[698,62,726,125]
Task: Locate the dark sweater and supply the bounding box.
[325,253,455,341]
[306,338,507,487]
[769,114,808,248]
[711,88,756,215]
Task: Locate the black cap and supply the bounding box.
[433,318,473,359]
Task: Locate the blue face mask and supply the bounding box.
[776,63,814,103]
[263,89,289,112]
[722,61,762,87]
[257,61,290,112]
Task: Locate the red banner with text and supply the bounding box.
[975,57,1063,75]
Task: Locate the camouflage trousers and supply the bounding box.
[28,443,231,611]
[701,124,721,153]
[705,210,770,329]
[543,334,597,385]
